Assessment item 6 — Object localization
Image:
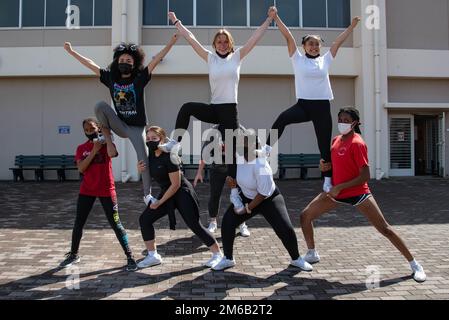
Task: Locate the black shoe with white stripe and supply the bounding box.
[59,252,80,268]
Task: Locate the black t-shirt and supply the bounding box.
[100,67,151,126]
[148,151,188,190]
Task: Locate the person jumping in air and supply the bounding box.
[261,7,360,193]
[160,7,278,215]
[64,35,178,207]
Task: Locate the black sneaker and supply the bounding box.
[59,252,80,268]
[126,257,138,272]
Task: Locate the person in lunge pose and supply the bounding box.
[300,107,426,282]
[137,126,223,269]
[261,7,360,193]
[212,129,313,272]
[59,118,137,271]
[64,35,178,206]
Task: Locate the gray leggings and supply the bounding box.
[94,101,151,196]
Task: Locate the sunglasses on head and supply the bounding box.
[116,44,138,52]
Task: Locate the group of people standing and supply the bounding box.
[59,7,426,282]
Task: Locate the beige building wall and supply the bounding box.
[0,29,112,47]
[386,0,449,50]
[0,77,109,180]
[388,79,449,103]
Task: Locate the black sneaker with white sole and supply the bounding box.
[126,257,138,272]
[59,252,80,268]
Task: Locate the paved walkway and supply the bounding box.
[0,177,448,300]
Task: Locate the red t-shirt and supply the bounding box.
[331,133,370,199]
[75,141,116,197]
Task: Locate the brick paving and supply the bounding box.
[0,177,448,300]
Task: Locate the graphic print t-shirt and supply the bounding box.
[75,141,116,197]
[100,67,151,126]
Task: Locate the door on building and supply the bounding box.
[413,114,445,176]
[389,115,414,176]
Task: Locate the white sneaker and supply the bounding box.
[93,134,106,144]
[158,139,179,153]
[239,223,250,237]
[208,222,218,233]
[205,253,223,268]
[137,253,162,269]
[143,194,157,206]
[410,261,426,282]
[230,190,244,211]
[290,257,313,271]
[255,144,272,157]
[212,257,236,271]
[303,249,320,264]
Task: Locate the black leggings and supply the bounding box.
[208,165,228,218]
[71,194,132,257]
[139,188,217,247]
[175,102,239,178]
[221,188,300,260]
[267,99,332,177]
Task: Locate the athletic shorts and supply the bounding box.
[335,193,372,207]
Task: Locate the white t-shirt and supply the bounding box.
[236,157,276,200]
[207,48,241,104]
[291,49,334,100]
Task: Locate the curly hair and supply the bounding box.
[108,43,146,81]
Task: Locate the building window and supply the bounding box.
[327,0,350,28]
[22,0,45,27]
[223,0,247,26]
[143,0,350,28]
[0,0,20,27]
[0,0,112,28]
[169,0,194,26]
[197,0,221,26]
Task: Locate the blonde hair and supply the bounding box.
[212,29,235,53]
[145,125,168,142]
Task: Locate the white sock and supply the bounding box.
[212,252,222,257]
[409,259,418,268]
[324,177,332,184]
[231,188,239,196]
[148,250,157,256]
[307,248,316,254]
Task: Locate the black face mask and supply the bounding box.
[118,63,133,75]
[305,53,320,59]
[146,140,160,152]
[85,132,99,141]
[216,51,230,59]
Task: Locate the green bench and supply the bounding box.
[278,153,321,180]
[9,155,77,182]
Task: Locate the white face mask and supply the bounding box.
[338,123,353,135]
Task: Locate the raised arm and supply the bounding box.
[272,7,297,57]
[168,12,209,62]
[239,7,275,60]
[147,32,179,74]
[64,42,100,76]
[330,17,360,58]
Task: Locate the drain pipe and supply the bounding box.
[120,0,131,182]
[373,0,384,180]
